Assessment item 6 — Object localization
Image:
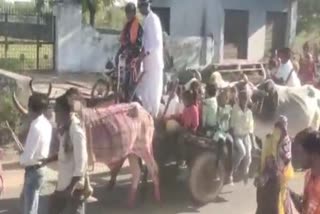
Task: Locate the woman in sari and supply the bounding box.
[255,116,295,214]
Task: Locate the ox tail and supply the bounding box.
[86,125,96,172]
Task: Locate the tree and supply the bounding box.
[83,0,115,27]
[297,0,320,33]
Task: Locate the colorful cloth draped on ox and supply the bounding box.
[256,117,294,214]
[81,102,157,173]
[302,170,320,214]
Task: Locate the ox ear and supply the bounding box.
[265,80,277,95]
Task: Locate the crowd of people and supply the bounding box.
[14,0,320,214]
[269,42,319,88]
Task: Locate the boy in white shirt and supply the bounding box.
[274,48,301,87]
[159,82,183,118]
[20,94,52,214]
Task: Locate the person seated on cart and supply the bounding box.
[165,90,199,133]
[201,83,218,137]
[116,2,143,100]
[230,87,255,185]
[159,81,183,118]
[214,88,234,184]
[165,89,200,167]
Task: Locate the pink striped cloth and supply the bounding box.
[82,102,157,171]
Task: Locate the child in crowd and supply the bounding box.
[202,83,218,137]
[167,89,199,133]
[159,81,183,118]
[215,88,234,184]
[165,89,199,169]
[230,88,255,184]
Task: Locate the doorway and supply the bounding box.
[265,12,287,54]
[224,9,249,59]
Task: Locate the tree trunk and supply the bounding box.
[87,0,96,27]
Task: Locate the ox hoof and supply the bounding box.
[107,180,115,191]
[127,188,138,208]
[154,184,161,203]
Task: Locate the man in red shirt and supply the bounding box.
[291,128,320,214]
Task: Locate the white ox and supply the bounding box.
[253,80,320,139]
[209,73,320,140]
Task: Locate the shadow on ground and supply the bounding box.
[0,166,231,214]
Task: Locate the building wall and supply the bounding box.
[152,0,296,62]
[152,0,224,62]
[54,2,213,72]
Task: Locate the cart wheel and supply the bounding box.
[91,79,110,99]
[188,152,225,204]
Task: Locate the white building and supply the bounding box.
[151,0,298,63]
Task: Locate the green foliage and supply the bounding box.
[0,0,52,14]
[0,93,20,130]
[95,6,125,30]
[82,0,126,30]
[0,91,21,145]
[297,0,320,33]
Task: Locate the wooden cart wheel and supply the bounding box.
[91,79,110,99]
[188,151,225,204]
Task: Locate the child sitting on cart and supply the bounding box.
[159,81,183,118]
[166,90,199,133]
[165,89,199,167]
[201,83,218,137]
[215,88,234,184]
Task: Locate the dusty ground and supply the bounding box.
[0,71,304,213]
[0,146,304,214]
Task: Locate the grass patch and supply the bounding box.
[0,43,53,71]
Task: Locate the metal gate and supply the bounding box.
[0,11,55,72]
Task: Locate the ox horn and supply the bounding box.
[47,82,52,97]
[12,91,28,115]
[29,79,35,94]
[29,79,53,97]
[192,70,202,82]
[260,64,267,81]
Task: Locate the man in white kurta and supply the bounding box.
[274,48,301,87]
[137,0,163,117]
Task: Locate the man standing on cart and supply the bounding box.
[136,0,164,117]
[116,2,143,101]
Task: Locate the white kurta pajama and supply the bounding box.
[136,11,164,117]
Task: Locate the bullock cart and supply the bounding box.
[153,126,226,204]
[201,60,267,85]
[153,121,261,204]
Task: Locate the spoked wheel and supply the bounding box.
[188,152,225,204]
[91,79,111,98]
